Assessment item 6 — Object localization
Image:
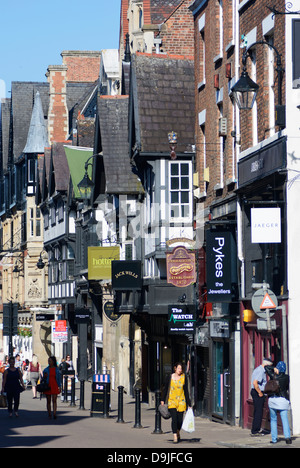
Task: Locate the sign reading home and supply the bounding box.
[206,231,236,302]
[166,246,196,288]
[111,260,142,290]
[251,208,281,243]
[168,305,196,334]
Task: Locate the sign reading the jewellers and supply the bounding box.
[206,231,236,302]
[168,305,196,334]
[112,260,142,290]
[166,246,196,288]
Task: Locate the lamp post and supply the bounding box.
[231,41,284,126]
[77,154,98,200]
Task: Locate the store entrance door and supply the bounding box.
[212,340,233,424]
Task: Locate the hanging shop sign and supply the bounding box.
[103,301,120,321]
[88,246,120,280]
[168,304,196,334]
[166,246,196,288]
[251,208,281,243]
[111,260,142,290]
[74,308,91,324]
[206,231,237,302]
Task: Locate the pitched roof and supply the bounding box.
[98,95,142,194]
[130,53,195,154]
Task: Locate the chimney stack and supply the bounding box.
[46,65,68,143]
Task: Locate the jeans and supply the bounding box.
[269,407,291,442]
[7,391,20,414]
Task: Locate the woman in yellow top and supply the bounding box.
[161,362,191,443]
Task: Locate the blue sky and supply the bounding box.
[0,0,121,99]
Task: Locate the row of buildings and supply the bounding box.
[1,0,300,434]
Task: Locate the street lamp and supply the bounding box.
[232,40,284,124]
[77,154,98,200]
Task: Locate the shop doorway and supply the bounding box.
[211,340,233,424]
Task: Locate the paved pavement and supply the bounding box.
[1,378,299,450]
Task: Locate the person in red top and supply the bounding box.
[43,356,61,419]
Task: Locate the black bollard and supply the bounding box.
[63,375,68,402]
[117,386,125,423]
[103,383,109,418]
[152,389,163,434]
[79,379,85,410]
[133,388,142,428]
[70,377,76,407]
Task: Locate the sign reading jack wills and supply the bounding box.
[111,260,142,290]
[166,246,196,288]
[206,231,237,302]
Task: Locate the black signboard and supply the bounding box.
[238,137,286,187]
[168,304,196,334]
[36,314,55,321]
[74,308,91,324]
[111,261,142,290]
[206,231,237,302]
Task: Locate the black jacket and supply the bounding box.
[265,366,289,400]
[161,373,191,407]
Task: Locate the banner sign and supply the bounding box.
[168,305,196,334]
[111,260,142,290]
[251,208,281,243]
[206,231,237,302]
[166,246,196,288]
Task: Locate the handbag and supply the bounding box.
[182,408,195,433]
[158,404,171,419]
[264,379,280,396]
[36,377,50,393]
[0,393,7,408]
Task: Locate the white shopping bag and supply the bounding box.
[182,408,195,433]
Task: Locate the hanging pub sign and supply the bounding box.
[168,304,196,334]
[111,260,142,290]
[166,246,196,288]
[206,231,237,302]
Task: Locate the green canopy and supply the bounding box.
[64,145,94,199]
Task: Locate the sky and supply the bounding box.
[0,0,121,99]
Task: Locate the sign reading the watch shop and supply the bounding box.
[166,246,196,288]
[206,231,237,302]
[168,305,196,334]
[112,260,142,290]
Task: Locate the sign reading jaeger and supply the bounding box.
[166,246,196,288]
[206,231,237,302]
[112,260,142,290]
[168,305,196,334]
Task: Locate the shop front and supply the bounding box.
[237,135,288,429]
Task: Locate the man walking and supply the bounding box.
[250,358,273,436]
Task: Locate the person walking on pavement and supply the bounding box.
[29,354,42,399]
[1,356,25,417]
[250,357,273,436]
[161,362,192,443]
[43,356,61,420]
[265,361,292,445]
